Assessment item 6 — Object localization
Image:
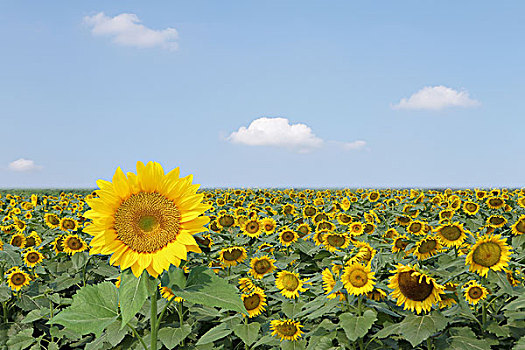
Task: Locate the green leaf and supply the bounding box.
[399,311,448,347]
[158,324,192,349]
[0,247,22,266]
[283,301,305,318]
[233,322,260,346]
[486,321,511,338]
[375,322,402,339]
[171,266,247,315]
[0,286,11,302]
[119,269,157,329]
[514,336,525,350]
[339,310,377,341]
[71,252,89,270]
[50,281,119,337]
[195,323,233,345]
[6,328,36,350]
[105,320,129,346]
[306,335,334,350]
[252,334,281,348]
[446,327,495,350]
[22,309,47,324]
[281,339,307,350]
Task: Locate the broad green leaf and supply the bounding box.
[0,286,11,302]
[105,320,129,346]
[306,335,334,350]
[281,339,307,350]
[71,252,89,270]
[399,311,448,347]
[22,309,47,324]
[0,247,22,266]
[283,301,305,318]
[172,266,247,315]
[119,269,157,328]
[50,281,119,337]
[233,322,261,346]
[195,323,233,345]
[6,328,35,350]
[159,324,192,349]
[252,334,281,348]
[486,321,511,338]
[339,310,377,341]
[514,336,525,350]
[446,327,495,350]
[503,294,525,311]
[375,322,402,339]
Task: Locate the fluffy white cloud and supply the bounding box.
[391,86,480,110]
[8,159,42,172]
[341,140,367,150]
[228,117,323,152]
[83,12,178,50]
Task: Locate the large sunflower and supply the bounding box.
[275,271,308,299]
[465,234,512,277]
[249,255,276,279]
[388,264,444,314]
[462,201,480,215]
[413,236,442,260]
[84,161,210,278]
[10,233,26,249]
[242,288,267,318]
[270,319,304,342]
[25,232,42,248]
[341,263,375,296]
[23,248,44,268]
[242,218,262,237]
[279,226,298,246]
[218,246,247,267]
[486,215,507,228]
[6,267,31,291]
[434,222,467,248]
[322,232,350,252]
[511,215,525,235]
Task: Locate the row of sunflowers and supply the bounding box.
[1,162,525,349]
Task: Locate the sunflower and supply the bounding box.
[270,319,304,342]
[238,277,256,293]
[219,246,247,267]
[413,236,442,260]
[25,232,42,248]
[462,201,480,215]
[261,217,277,235]
[434,222,467,248]
[257,243,275,254]
[303,205,317,219]
[217,213,236,229]
[388,264,445,314]
[194,234,213,248]
[6,267,31,291]
[367,288,387,302]
[392,235,409,253]
[486,196,505,209]
[275,271,308,299]
[59,217,78,232]
[159,285,183,303]
[406,220,426,236]
[282,204,296,216]
[62,234,88,255]
[486,215,507,228]
[466,234,512,277]
[23,248,44,268]
[395,215,411,226]
[511,215,525,235]
[349,222,364,236]
[10,233,26,248]
[313,212,330,225]
[336,213,352,226]
[438,282,458,309]
[296,223,311,238]
[384,228,398,240]
[52,235,65,254]
[323,232,350,252]
[242,288,267,318]
[363,222,376,235]
[279,226,298,246]
[463,281,488,305]
[351,241,376,265]
[517,196,525,208]
[242,218,262,238]
[321,268,344,300]
[316,220,334,232]
[84,161,210,278]
[341,263,375,296]
[249,255,276,279]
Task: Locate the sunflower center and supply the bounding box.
[276,323,298,337]
[348,269,368,287]
[440,226,461,241]
[298,226,308,234]
[516,219,525,233]
[12,273,26,286]
[26,237,36,247]
[281,274,299,291]
[254,260,271,274]
[489,217,505,225]
[318,222,332,230]
[67,237,82,250]
[12,236,23,247]
[364,224,374,234]
[339,214,351,223]
[472,242,502,267]
[27,252,40,263]
[326,235,345,247]
[282,231,295,242]
[395,238,408,250]
[466,203,477,212]
[265,224,274,231]
[223,248,243,261]
[49,216,60,225]
[114,192,181,253]
[418,240,437,254]
[63,220,76,230]
[219,215,235,227]
[409,223,422,233]
[398,271,434,301]
[243,294,261,311]
[284,206,293,214]
[247,222,259,233]
[468,286,482,299]
[370,193,378,200]
[489,198,503,206]
[304,207,316,217]
[138,216,158,232]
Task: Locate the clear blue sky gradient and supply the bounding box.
[1,1,523,188]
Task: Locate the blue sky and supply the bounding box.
[1,1,523,188]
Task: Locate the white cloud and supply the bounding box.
[391,86,480,110]
[8,159,42,172]
[228,117,324,152]
[83,12,178,50]
[341,140,367,151]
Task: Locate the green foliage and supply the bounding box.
[119,268,157,328]
[339,309,377,341]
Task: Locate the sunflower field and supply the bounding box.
[1,163,525,350]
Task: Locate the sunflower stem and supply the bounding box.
[127,323,148,350]
[2,302,7,324]
[426,337,433,350]
[151,289,158,350]
[357,295,363,316]
[482,301,487,330]
[157,298,174,329]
